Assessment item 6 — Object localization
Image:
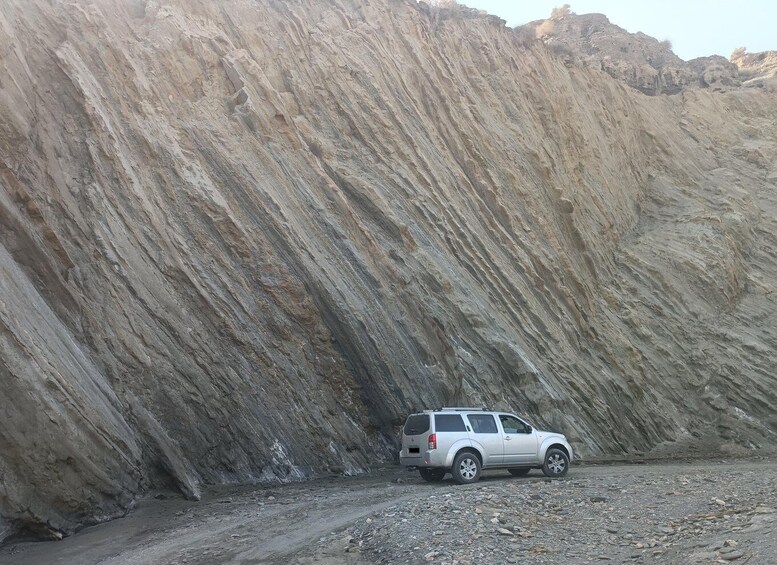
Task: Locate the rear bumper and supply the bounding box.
[400,455,422,467]
[400,450,446,468]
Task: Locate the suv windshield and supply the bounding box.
[403,414,430,435]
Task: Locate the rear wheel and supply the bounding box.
[452,451,481,484]
[508,468,531,477]
[419,468,445,482]
[542,448,569,478]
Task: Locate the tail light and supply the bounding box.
[428,434,437,450]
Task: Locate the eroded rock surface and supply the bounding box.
[525,11,741,94]
[731,48,777,87]
[1,0,776,540]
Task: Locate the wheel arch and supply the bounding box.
[545,442,570,460]
[446,442,483,469]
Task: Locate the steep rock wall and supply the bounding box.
[0,0,776,539]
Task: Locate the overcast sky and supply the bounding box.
[457,0,775,61]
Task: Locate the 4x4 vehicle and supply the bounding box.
[399,408,573,484]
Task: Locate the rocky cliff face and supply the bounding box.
[731,48,777,87]
[1,0,776,541]
[525,11,741,95]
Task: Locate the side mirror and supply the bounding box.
[525,425,533,433]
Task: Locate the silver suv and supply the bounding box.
[399,408,573,484]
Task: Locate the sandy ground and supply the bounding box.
[1,460,775,564]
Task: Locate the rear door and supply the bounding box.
[465,413,503,466]
[499,414,538,464]
[402,414,431,463]
[433,414,467,458]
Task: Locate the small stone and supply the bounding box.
[723,540,738,548]
[754,506,774,514]
[267,496,276,501]
[590,496,608,503]
[497,528,515,536]
[720,550,744,561]
[424,551,440,561]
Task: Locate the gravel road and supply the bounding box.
[1,460,775,564]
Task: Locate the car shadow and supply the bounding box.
[413,470,553,487]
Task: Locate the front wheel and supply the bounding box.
[542,448,569,478]
[419,468,445,482]
[452,451,481,484]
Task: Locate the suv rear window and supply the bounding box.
[404,414,430,435]
[434,414,467,432]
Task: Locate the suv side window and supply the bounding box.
[499,415,530,434]
[434,414,467,432]
[467,414,498,434]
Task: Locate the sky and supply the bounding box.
[457,0,775,61]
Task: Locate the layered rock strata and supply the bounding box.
[0,0,776,539]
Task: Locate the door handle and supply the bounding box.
[504,436,512,440]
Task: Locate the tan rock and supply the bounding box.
[0,0,775,541]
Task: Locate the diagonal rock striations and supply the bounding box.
[0,0,776,540]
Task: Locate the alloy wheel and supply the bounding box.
[548,454,566,474]
[459,458,477,480]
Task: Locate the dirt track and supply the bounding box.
[1,460,776,564]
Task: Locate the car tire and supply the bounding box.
[452,451,481,485]
[542,448,569,478]
[508,468,531,477]
[419,468,446,482]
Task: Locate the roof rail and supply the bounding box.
[438,406,490,411]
